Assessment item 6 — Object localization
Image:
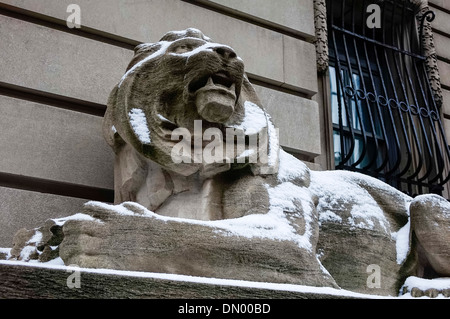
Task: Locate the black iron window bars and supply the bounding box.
[327,0,450,198]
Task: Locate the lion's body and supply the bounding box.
[97,28,450,295]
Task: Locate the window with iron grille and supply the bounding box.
[326,0,450,198]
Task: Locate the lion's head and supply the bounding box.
[104,28,279,177]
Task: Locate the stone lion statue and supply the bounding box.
[9,29,450,297]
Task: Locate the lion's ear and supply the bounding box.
[126,43,157,71]
[134,43,152,54]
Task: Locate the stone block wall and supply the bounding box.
[429,0,450,198]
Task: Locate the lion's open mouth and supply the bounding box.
[187,71,239,124]
[188,71,236,93]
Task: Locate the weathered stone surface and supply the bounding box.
[400,276,450,298]
[310,170,412,296]
[0,251,9,260]
[10,219,64,263]
[446,119,450,147]
[0,186,87,247]
[430,0,450,10]
[443,289,450,297]
[432,6,450,36]
[410,194,450,277]
[434,33,450,62]
[58,200,337,288]
[0,263,359,299]
[282,36,317,94]
[442,88,450,115]
[410,287,425,297]
[437,60,450,88]
[424,288,440,298]
[10,228,39,260]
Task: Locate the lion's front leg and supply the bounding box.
[410,194,450,277]
[400,276,450,298]
[403,194,450,297]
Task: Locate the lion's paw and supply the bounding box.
[9,219,64,263]
[400,276,450,298]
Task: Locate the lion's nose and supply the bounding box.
[213,46,237,60]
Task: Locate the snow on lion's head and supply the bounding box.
[103,28,279,177]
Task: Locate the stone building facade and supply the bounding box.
[429,0,450,194]
[0,0,449,247]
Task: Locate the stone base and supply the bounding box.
[0,261,371,299]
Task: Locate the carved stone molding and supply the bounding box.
[313,0,329,74]
[414,0,443,106]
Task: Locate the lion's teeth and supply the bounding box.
[230,83,236,91]
[206,77,214,86]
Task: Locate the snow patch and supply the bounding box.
[86,201,154,217]
[169,28,212,42]
[311,169,415,267]
[265,118,280,172]
[229,101,280,174]
[157,113,176,125]
[129,108,151,144]
[230,101,268,136]
[85,183,315,251]
[317,256,332,277]
[391,220,411,264]
[277,150,309,183]
[52,213,101,226]
[350,203,387,232]
[19,246,37,261]
[236,148,255,160]
[310,170,391,233]
[43,257,65,266]
[26,231,43,245]
[265,182,314,251]
[319,211,342,224]
[0,248,11,259]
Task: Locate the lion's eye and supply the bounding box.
[174,45,191,54]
